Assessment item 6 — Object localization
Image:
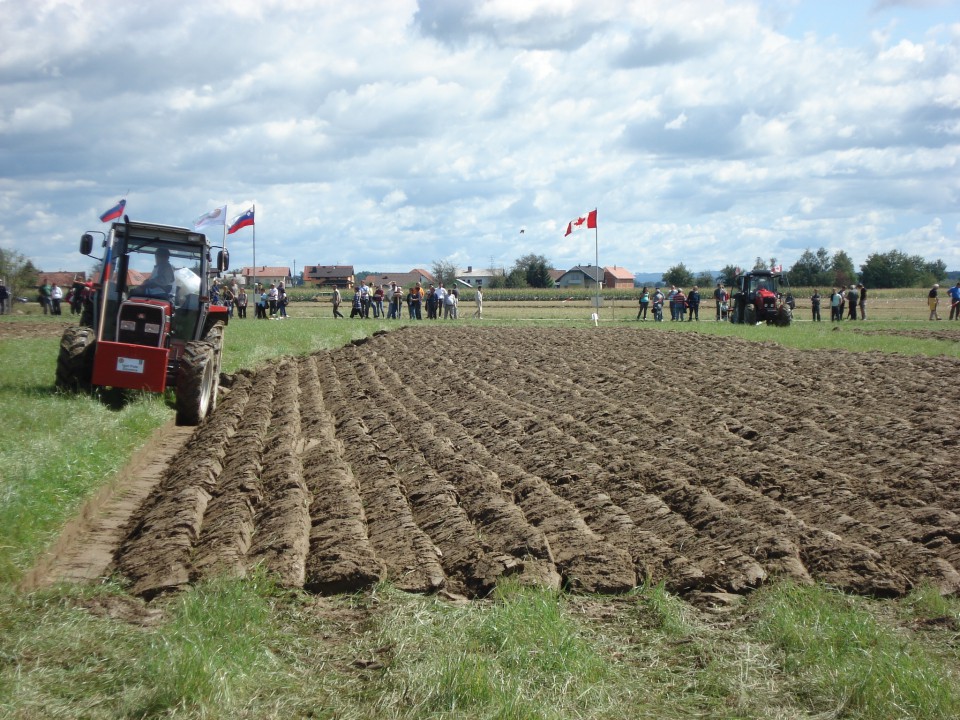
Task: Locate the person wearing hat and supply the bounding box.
[928,283,941,320]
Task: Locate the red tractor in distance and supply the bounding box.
[728,269,794,326]
[56,217,230,425]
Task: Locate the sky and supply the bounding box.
[1,0,958,278]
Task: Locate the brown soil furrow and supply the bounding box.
[326,353,535,596]
[191,370,273,582]
[115,373,245,597]
[407,343,770,592]
[473,330,959,594]
[246,357,311,587]
[353,352,560,587]
[370,347,636,594]
[299,355,384,594]
[317,350,445,593]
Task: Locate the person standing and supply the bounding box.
[267,283,279,318]
[236,287,248,319]
[652,287,665,322]
[857,283,867,320]
[636,287,649,321]
[332,286,344,318]
[668,285,678,321]
[845,284,859,320]
[673,288,687,321]
[810,289,822,322]
[50,283,63,315]
[948,281,960,321]
[473,286,483,318]
[0,278,8,315]
[407,284,423,319]
[713,282,727,321]
[277,282,288,319]
[373,285,384,318]
[350,285,364,318]
[687,286,701,321]
[830,288,842,322]
[928,284,941,320]
[38,278,52,314]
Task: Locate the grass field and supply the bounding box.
[1,299,959,719]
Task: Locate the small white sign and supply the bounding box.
[116,357,145,374]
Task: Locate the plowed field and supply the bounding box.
[108,326,960,599]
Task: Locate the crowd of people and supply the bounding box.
[635,285,705,322]
[333,281,481,320]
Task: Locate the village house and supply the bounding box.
[302,265,355,288]
[361,268,435,290]
[239,266,292,288]
[555,265,604,289]
[603,266,635,290]
[455,266,498,288]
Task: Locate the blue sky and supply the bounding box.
[1,0,958,277]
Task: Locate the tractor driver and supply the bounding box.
[139,247,175,298]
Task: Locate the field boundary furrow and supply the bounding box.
[246,357,311,587]
[191,371,271,582]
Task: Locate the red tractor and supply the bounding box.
[56,217,230,425]
[728,269,793,326]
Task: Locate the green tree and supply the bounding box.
[0,248,40,298]
[512,253,553,288]
[505,267,528,288]
[662,263,695,287]
[830,250,856,287]
[718,264,740,286]
[430,259,459,289]
[694,270,716,289]
[788,248,832,287]
[753,256,767,271]
[487,268,508,289]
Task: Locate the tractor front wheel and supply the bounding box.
[55,326,94,392]
[175,340,216,426]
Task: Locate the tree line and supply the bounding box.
[0,249,41,298]
[662,248,947,289]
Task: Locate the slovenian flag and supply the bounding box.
[99,199,126,223]
[227,207,254,235]
[564,209,597,236]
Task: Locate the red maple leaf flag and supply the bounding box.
[564,209,598,236]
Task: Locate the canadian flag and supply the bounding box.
[564,209,598,236]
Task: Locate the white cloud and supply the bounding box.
[0,0,958,277]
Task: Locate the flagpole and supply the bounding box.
[594,209,600,320]
[252,204,257,293]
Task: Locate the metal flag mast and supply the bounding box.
[593,208,600,319]
[252,204,256,292]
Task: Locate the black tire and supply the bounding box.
[202,322,225,415]
[774,305,793,327]
[175,340,216,426]
[55,326,95,392]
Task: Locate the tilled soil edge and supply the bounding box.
[21,421,195,591]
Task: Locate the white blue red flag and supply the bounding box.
[227,207,255,235]
[99,199,126,223]
[564,209,597,236]
[193,205,227,230]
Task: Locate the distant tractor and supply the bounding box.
[728,269,793,326]
[56,217,230,425]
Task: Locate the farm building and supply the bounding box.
[303,265,355,288]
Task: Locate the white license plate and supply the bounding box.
[116,357,145,374]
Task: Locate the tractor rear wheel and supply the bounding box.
[202,322,225,416]
[55,326,94,392]
[175,340,216,426]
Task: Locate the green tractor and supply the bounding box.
[56,217,230,425]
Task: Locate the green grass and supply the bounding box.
[2,310,960,719]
